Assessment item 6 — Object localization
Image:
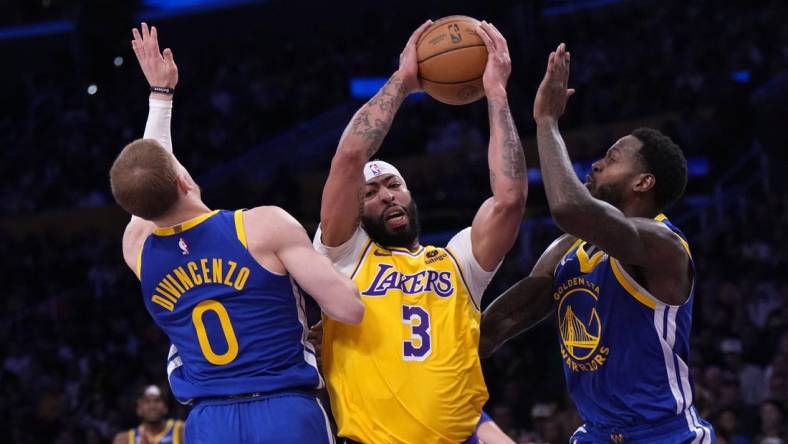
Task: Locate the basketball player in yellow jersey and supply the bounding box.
[313,21,525,444]
[113,385,184,444]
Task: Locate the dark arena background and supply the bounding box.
[2,0,787,443]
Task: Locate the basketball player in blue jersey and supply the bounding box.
[110,23,363,443]
[113,385,184,444]
[480,44,715,443]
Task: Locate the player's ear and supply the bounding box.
[175,172,195,194]
[633,173,655,193]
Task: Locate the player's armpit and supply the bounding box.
[479,234,575,358]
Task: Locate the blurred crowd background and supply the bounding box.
[1,0,787,443]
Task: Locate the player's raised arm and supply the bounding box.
[319,20,432,247]
[121,22,179,276]
[467,22,527,272]
[246,206,364,324]
[479,234,575,357]
[532,44,688,290]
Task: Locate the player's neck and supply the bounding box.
[142,419,167,435]
[154,200,212,228]
[618,199,659,219]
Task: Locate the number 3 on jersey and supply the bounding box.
[192,300,239,365]
[402,305,431,361]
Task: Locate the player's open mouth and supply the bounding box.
[383,208,408,228]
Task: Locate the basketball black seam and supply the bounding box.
[419,74,484,85]
[417,43,487,64]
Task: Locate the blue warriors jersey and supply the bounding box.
[553,215,711,436]
[138,210,321,403]
[127,419,183,444]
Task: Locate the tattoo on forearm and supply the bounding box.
[349,76,408,157]
[498,103,525,180]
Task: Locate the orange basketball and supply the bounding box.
[417,16,487,105]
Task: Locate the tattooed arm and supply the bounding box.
[480,235,575,357]
[468,22,527,271]
[319,20,432,247]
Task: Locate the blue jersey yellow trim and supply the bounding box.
[153,210,220,236]
[610,258,657,309]
[136,247,143,279]
[576,242,607,273]
[234,210,248,249]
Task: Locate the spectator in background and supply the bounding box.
[756,400,787,444]
[715,408,753,444]
[722,338,767,405]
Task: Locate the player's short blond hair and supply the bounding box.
[110,139,179,220]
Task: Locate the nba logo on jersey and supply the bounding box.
[178,238,189,255]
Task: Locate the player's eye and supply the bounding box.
[388,182,400,189]
[364,190,375,199]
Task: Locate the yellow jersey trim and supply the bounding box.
[127,429,134,444]
[387,245,425,256]
[150,419,174,444]
[610,258,657,309]
[655,213,692,259]
[576,242,607,273]
[153,210,220,236]
[135,247,143,279]
[234,209,248,249]
[173,420,183,444]
[349,240,374,279]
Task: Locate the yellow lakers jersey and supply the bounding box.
[322,239,488,444]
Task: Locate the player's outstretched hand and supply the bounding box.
[476,21,511,98]
[131,22,178,89]
[397,20,433,94]
[533,43,575,123]
[308,321,323,367]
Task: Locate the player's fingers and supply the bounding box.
[488,22,509,53]
[150,26,161,56]
[131,27,142,44]
[131,40,142,60]
[475,24,494,52]
[409,19,433,47]
[163,48,175,65]
[480,21,498,52]
[567,88,576,97]
[546,51,556,74]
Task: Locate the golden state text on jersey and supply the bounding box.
[322,240,488,444]
[552,215,709,435]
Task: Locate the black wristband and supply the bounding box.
[150,86,175,95]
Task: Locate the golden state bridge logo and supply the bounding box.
[554,277,610,372]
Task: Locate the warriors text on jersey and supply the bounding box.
[138,210,321,404]
[314,226,496,444]
[553,214,712,438]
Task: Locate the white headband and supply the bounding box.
[363,160,405,184]
[144,385,162,397]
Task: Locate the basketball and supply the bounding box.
[417,15,487,105]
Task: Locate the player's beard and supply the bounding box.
[592,181,626,208]
[361,200,421,248]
